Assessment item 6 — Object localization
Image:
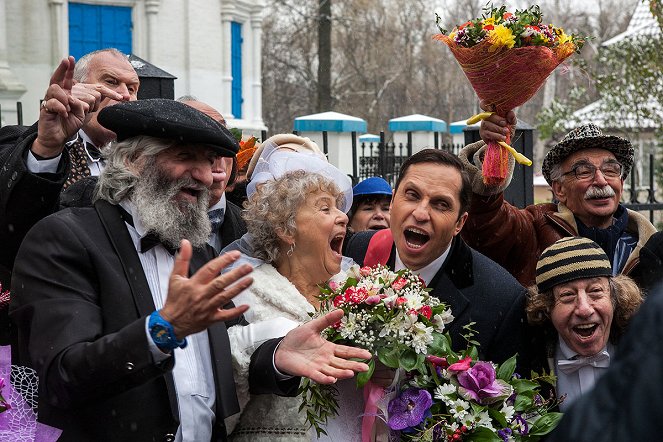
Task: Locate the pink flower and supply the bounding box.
[395,297,408,306]
[391,277,407,291]
[360,266,372,276]
[448,356,472,373]
[328,280,340,291]
[364,295,381,305]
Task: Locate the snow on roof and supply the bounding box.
[602,1,660,46]
[567,97,662,131]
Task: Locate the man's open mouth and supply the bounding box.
[404,228,430,249]
[573,323,598,338]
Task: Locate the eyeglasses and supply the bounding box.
[562,162,623,181]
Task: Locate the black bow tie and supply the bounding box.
[117,205,178,255]
[140,233,178,255]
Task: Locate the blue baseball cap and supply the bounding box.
[353,177,392,198]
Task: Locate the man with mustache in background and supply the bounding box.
[459,117,656,287]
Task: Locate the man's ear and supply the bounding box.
[453,212,468,236]
[551,180,566,204]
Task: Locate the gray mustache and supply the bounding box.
[585,185,616,200]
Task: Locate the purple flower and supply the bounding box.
[497,428,513,442]
[512,413,529,435]
[387,388,432,430]
[457,361,512,404]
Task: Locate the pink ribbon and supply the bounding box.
[362,380,385,442]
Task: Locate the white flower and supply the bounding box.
[410,323,434,354]
[450,398,470,421]
[339,312,360,339]
[500,404,515,421]
[474,410,494,430]
[434,383,457,400]
[440,308,454,324]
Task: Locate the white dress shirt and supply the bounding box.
[394,243,452,286]
[121,200,217,442]
[27,129,102,175]
[555,338,613,412]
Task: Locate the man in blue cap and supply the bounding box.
[349,176,393,232]
[10,99,371,441]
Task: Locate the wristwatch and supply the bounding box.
[148,310,187,351]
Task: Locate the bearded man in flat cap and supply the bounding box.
[9,99,370,442]
[458,113,656,288]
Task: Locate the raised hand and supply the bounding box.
[32,56,123,158]
[275,309,372,384]
[160,240,254,339]
[478,100,517,143]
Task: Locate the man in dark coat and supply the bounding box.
[345,149,529,366]
[0,50,137,274]
[9,99,370,441]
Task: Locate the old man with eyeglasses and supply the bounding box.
[458,118,656,288]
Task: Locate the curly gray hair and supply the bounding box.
[93,136,177,204]
[243,170,343,263]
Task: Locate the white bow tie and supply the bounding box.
[558,350,610,374]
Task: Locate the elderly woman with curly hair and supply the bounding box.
[225,135,366,441]
[526,236,643,412]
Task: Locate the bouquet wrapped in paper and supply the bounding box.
[434,4,585,186]
[300,265,561,441]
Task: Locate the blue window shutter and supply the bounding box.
[231,21,243,119]
[69,3,132,61]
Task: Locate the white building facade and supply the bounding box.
[0,0,266,131]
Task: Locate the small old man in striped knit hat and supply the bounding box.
[526,237,643,412]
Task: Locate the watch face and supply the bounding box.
[150,324,172,345]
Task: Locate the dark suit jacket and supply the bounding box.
[218,200,247,250]
[345,231,529,366]
[9,200,296,441]
[0,123,70,273]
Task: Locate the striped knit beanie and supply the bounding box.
[536,237,612,292]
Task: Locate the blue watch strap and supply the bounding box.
[148,310,187,350]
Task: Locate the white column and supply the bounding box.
[250,12,264,126]
[145,0,161,61]
[48,0,66,62]
[0,0,27,125]
[220,5,234,118]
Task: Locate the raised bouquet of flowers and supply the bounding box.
[433,4,585,186]
[301,265,561,441]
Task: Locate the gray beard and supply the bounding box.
[132,162,212,249]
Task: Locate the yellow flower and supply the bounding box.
[483,17,496,26]
[449,30,457,40]
[487,24,515,52]
[557,31,573,45]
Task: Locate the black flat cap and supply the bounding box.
[98,98,239,157]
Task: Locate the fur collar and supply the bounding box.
[248,264,315,323]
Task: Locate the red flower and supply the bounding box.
[426,355,449,368]
[419,305,432,320]
[395,297,408,306]
[333,294,347,307]
[483,24,494,31]
[448,356,472,373]
[503,12,513,19]
[458,20,472,30]
[391,277,407,291]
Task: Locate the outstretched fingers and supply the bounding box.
[171,240,193,279]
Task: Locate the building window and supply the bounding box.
[69,3,132,61]
[231,21,243,119]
